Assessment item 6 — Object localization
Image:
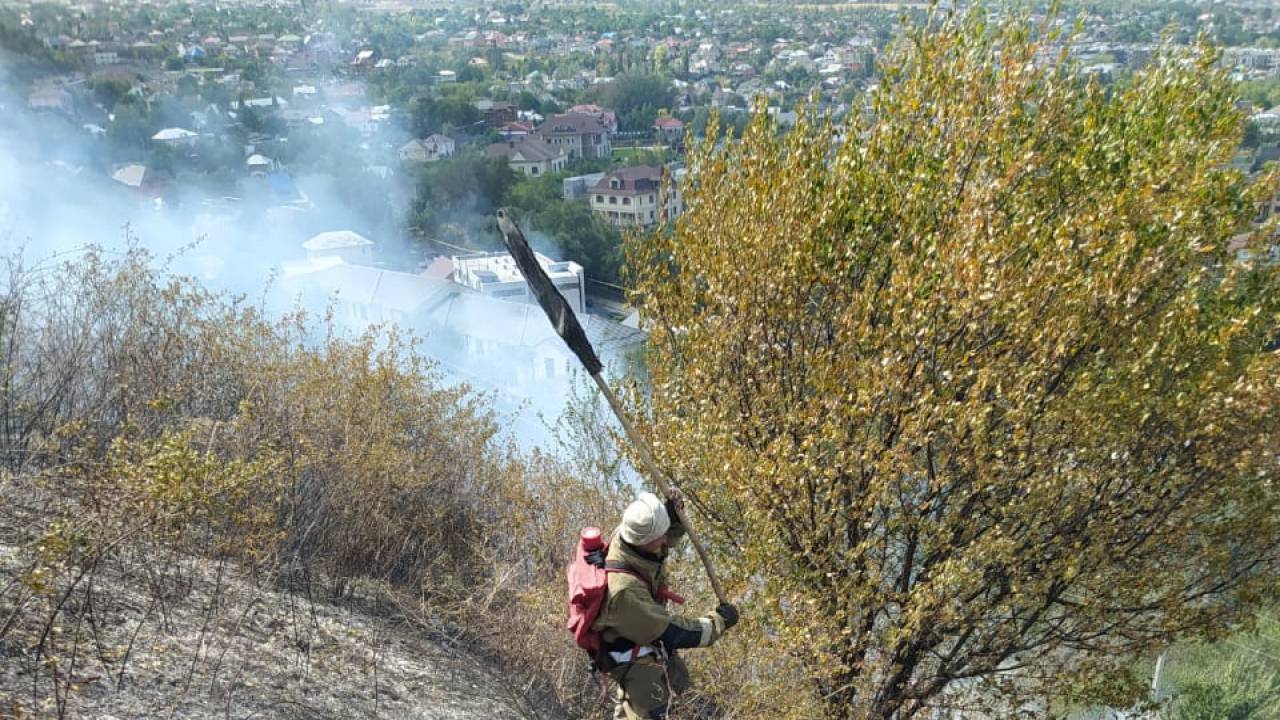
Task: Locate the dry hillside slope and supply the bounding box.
[0,535,566,720]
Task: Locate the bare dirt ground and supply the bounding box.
[0,541,567,720]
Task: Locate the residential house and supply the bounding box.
[498,120,534,138]
[399,134,455,163]
[590,165,683,227]
[567,103,618,134]
[110,163,163,197]
[451,252,586,313]
[27,86,73,114]
[327,106,388,136]
[279,259,644,393]
[246,154,275,176]
[534,113,612,160]
[351,49,376,72]
[152,127,199,146]
[653,116,685,144]
[485,136,568,177]
[563,172,606,200]
[302,230,374,264]
[481,100,518,127]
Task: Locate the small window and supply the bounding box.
[530,165,539,175]
[622,197,631,205]
[649,194,655,203]
[609,196,617,205]
[595,195,604,203]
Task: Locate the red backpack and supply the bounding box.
[566,527,683,670]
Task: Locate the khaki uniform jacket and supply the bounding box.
[592,527,726,650]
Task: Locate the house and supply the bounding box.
[498,120,534,138]
[534,113,612,160]
[151,127,199,146]
[327,106,388,136]
[246,154,275,175]
[485,136,568,177]
[110,163,166,198]
[481,100,518,127]
[653,116,685,144]
[451,251,586,313]
[437,69,457,83]
[567,103,618,134]
[281,259,455,328]
[563,172,606,200]
[111,163,151,190]
[351,49,376,71]
[27,86,73,114]
[279,259,641,391]
[421,256,455,280]
[302,230,375,264]
[590,166,683,227]
[400,134,455,163]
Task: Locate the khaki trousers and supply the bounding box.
[609,653,691,720]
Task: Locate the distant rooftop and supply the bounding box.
[302,230,373,251]
[453,251,580,285]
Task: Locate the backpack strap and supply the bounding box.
[603,561,657,601]
[600,562,652,669]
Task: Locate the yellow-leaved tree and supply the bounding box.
[630,9,1280,720]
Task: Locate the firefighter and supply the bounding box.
[591,491,740,720]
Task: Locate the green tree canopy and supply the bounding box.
[506,173,625,284]
[589,72,675,132]
[630,10,1280,720]
[411,94,481,137]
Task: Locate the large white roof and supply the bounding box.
[152,127,197,141]
[111,164,147,188]
[303,230,374,251]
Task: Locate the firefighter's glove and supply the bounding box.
[586,549,606,568]
[715,602,740,630]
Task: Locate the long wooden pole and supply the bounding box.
[588,372,728,604]
[494,208,728,605]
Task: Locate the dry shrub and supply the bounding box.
[0,246,549,715]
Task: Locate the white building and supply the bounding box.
[399,134,455,163]
[152,127,199,145]
[451,251,585,314]
[246,154,274,175]
[302,230,374,264]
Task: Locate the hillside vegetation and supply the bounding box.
[3,8,1280,720]
[629,8,1280,720]
[0,246,641,719]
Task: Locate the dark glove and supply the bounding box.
[715,602,739,630]
[585,549,606,568]
[664,497,687,539]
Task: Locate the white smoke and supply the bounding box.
[0,50,618,454]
